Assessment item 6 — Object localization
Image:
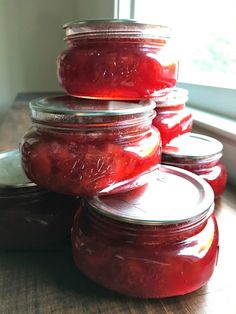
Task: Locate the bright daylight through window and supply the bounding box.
[133,0,236,89]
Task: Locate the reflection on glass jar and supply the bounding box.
[153,88,192,147]
[57,19,178,100]
[72,166,218,298]
[162,133,227,198]
[0,150,79,250]
[21,96,161,196]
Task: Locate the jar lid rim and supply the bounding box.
[87,166,214,225]
[64,18,170,28]
[162,133,223,159]
[63,19,171,39]
[30,95,156,116]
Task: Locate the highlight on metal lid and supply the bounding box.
[87,165,214,225]
[162,133,223,159]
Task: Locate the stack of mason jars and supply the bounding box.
[2,20,227,298]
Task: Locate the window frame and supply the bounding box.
[177,83,236,120]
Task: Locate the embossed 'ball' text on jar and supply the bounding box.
[72,166,218,298]
[57,19,178,100]
[20,96,161,196]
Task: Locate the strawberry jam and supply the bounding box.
[20,96,161,196]
[57,19,178,99]
[72,166,218,298]
[0,150,79,250]
[162,133,227,198]
[152,88,192,147]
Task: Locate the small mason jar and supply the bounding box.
[152,88,192,147]
[162,133,227,198]
[0,150,79,250]
[20,96,161,196]
[72,166,218,298]
[57,19,178,100]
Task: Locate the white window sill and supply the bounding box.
[189,107,236,186]
[189,107,236,140]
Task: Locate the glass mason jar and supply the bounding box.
[152,88,192,147]
[20,96,161,196]
[162,133,227,198]
[0,150,79,250]
[57,19,178,100]
[72,166,218,298]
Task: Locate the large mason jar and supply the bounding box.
[57,19,178,100]
[21,96,161,196]
[72,166,218,298]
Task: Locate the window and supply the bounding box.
[116,0,236,120]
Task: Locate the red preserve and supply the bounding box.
[21,96,161,196]
[72,166,218,298]
[162,133,227,198]
[0,150,79,250]
[152,88,192,147]
[57,19,178,100]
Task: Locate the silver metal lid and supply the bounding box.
[162,133,223,160]
[0,150,36,189]
[30,95,156,116]
[30,96,156,127]
[63,19,171,40]
[87,165,214,225]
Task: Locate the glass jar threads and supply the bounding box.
[152,88,192,147]
[20,96,161,196]
[72,166,218,298]
[162,133,227,198]
[0,150,78,250]
[57,19,178,100]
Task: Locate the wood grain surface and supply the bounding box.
[0,96,236,314]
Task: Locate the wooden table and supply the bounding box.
[0,97,236,314]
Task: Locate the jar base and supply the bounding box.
[74,263,212,299]
[66,89,173,101]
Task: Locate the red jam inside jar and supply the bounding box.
[152,88,192,147]
[21,96,161,196]
[162,133,227,198]
[57,19,178,100]
[72,166,218,298]
[0,150,79,250]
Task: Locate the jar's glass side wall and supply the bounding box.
[57,37,178,99]
[72,204,219,298]
[21,123,161,196]
[162,155,227,198]
[190,162,227,198]
[153,107,192,146]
